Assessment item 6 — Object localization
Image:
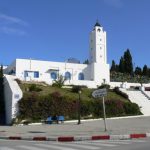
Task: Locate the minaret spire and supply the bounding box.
[94,20,101,27]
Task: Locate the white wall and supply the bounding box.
[4,58,110,88]
[15,59,88,84]
[91,62,110,84]
[110,82,150,89]
[66,80,97,88]
[4,75,23,125]
[110,82,122,88]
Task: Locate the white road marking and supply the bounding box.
[17,145,47,150]
[86,142,117,147]
[0,147,16,150]
[36,143,79,150]
[53,142,101,149]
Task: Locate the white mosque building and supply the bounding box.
[4,22,110,88]
[4,22,150,124]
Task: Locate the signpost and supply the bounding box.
[92,88,107,98]
[92,88,107,131]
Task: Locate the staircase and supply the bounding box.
[143,91,150,100]
[120,88,150,116]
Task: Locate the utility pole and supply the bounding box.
[77,90,81,125]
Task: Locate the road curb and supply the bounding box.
[0,133,149,142]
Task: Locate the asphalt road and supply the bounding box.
[1,116,150,138]
[0,139,150,150]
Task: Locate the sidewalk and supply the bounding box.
[0,115,150,141]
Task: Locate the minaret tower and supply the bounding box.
[89,21,110,84]
[89,21,107,64]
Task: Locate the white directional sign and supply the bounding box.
[92,88,108,131]
[92,88,107,98]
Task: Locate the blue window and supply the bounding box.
[24,71,28,77]
[51,72,57,80]
[78,73,84,80]
[34,71,39,78]
[65,72,71,80]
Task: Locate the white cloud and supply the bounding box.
[0,13,28,26]
[0,13,28,36]
[103,0,123,8]
[0,27,27,36]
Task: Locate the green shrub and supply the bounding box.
[98,84,110,90]
[71,86,82,93]
[29,84,42,92]
[91,99,103,118]
[18,90,142,122]
[52,75,66,88]
[80,100,92,117]
[124,102,142,115]
[113,87,129,99]
[91,99,141,118]
[15,78,21,84]
[18,92,77,121]
[105,99,125,117]
[52,83,58,87]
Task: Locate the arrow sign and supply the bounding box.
[92,88,107,98]
[92,88,108,131]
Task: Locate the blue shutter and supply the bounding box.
[24,71,28,77]
[34,71,39,78]
[65,72,71,80]
[51,72,57,80]
[78,73,84,80]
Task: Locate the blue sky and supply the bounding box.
[0,0,150,68]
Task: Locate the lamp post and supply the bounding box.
[77,90,81,125]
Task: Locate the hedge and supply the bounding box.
[113,87,129,99]
[17,91,141,122]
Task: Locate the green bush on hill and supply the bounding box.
[29,84,42,92]
[17,86,142,122]
[124,102,141,115]
[98,84,110,90]
[113,87,129,99]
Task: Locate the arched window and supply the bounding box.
[51,72,57,80]
[78,73,84,80]
[65,71,71,80]
[97,28,101,32]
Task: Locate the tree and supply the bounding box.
[115,64,119,72]
[0,65,3,78]
[148,68,150,77]
[0,65,4,113]
[83,59,89,64]
[119,56,125,73]
[110,60,116,72]
[142,65,148,76]
[0,65,5,124]
[134,66,142,75]
[123,49,133,74]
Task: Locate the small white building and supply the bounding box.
[4,22,110,88]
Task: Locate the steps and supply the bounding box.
[120,88,150,116]
[143,91,150,100]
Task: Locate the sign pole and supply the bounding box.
[102,96,107,131]
[92,88,107,132]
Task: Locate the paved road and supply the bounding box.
[0,139,150,150]
[1,116,150,138]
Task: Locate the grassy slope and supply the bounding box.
[19,82,128,102]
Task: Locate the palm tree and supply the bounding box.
[53,75,66,88]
